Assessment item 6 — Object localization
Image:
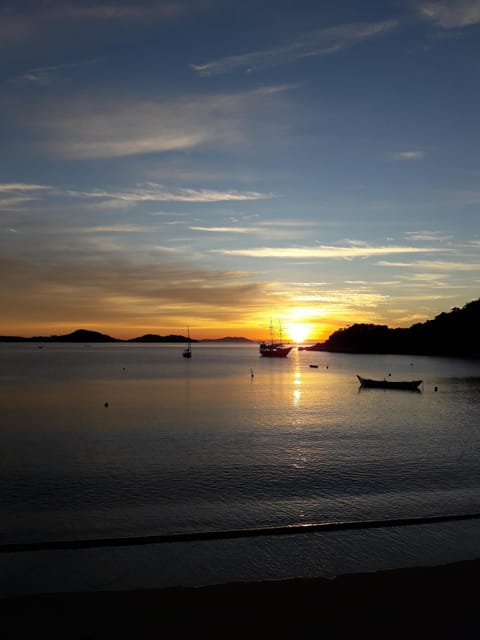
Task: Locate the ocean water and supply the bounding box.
[1,342,480,595]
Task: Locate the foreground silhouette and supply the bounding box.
[303,298,480,358]
[2,558,480,638]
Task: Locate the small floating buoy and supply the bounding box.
[104,402,109,408]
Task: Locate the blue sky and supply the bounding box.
[1,0,480,340]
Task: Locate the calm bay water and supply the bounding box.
[1,342,480,594]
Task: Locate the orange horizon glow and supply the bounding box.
[0,320,335,343]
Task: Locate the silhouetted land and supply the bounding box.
[2,558,480,638]
[0,328,256,344]
[301,297,480,358]
[2,298,480,356]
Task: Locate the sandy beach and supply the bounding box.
[2,558,479,638]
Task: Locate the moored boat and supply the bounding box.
[182,328,192,358]
[259,342,293,357]
[357,375,422,391]
[259,321,293,358]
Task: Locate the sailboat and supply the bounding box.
[182,328,192,359]
[259,321,293,358]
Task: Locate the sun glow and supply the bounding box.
[286,323,311,344]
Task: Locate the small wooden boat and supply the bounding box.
[357,375,422,391]
[182,328,192,359]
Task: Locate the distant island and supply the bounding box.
[0,328,254,344]
[300,298,480,358]
[2,298,480,357]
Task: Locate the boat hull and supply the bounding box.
[357,375,422,391]
[259,345,293,358]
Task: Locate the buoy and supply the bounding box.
[104,402,109,408]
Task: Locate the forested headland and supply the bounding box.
[305,298,480,358]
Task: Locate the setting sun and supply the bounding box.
[286,323,311,344]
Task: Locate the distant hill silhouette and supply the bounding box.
[318,298,480,357]
[0,329,120,343]
[199,337,253,343]
[0,329,247,343]
[127,334,195,343]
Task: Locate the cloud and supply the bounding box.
[377,260,480,270]
[0,181,274,214]
[416,0,480,27]
[0,183,53,208]
[391,150,425,160]
[191,20,398,76]
[0,183,52,193]
[0,1,201,48]
[56,3,182,21]
[33,86,295,158]
[189,226,255,233]
[212,244,443,259]
[67,185,274,203]
[12,59,101,85]
[404,231,453,241]
[71,224,156,234]
[0,253,271,335]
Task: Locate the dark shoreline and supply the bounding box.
[2,558,480,638]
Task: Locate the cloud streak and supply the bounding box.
[377,260,480,270]
[391,150,425,160]
[191,20,398,76]
[212,244,444,259]
[12,59,101,85]
[32,86,295,158]
[416,0,480,28]
[67,185,274,203]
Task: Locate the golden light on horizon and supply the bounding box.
[285,322,312,344]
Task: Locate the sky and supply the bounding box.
[1,0,480,341]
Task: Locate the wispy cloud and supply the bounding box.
[34,86,295,158]
[377,260,480,270]
[0,1,200,48]
[189,226,255,233]
[71,224,156,234]
[0,253,270,335]
[0,183,53,208]
[67,185,274,203]
[212,244,443,259]
[57,3,181,21]
[12,59,101,85]
[404,230,453,241]
[0,183,52,193]
[191,20,398,76]
[391,150,425,160]
[416,0,480,28]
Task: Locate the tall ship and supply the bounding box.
[259,321,293,358]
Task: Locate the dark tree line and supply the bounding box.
[322,298,480,357]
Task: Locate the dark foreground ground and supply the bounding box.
[2,558,480,639]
